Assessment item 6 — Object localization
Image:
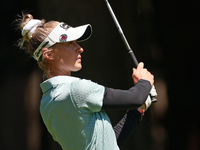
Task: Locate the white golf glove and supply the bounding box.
[145,86,157,110]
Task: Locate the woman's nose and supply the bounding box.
[76,43,84,53]
[79,47,84,53]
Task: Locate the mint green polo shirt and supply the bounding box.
[40,76,119,150]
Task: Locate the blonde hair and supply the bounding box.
[16,13,59,78]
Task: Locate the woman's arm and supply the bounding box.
[113,109,142,148]
[102,79,151,148]
[102,79,151,109]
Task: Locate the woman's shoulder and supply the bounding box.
[40,75,80,93]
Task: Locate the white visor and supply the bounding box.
[33,22,92,61]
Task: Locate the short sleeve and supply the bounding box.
[70,79,105,113]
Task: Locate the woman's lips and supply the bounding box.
[77,55,81,62]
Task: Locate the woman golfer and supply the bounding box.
[16,13,155,150]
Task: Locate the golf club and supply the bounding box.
[104,0,157,103]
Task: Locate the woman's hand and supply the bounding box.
[132,62,154,86]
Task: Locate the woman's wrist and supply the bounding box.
[137,107,145,115]
[137,106,145,121]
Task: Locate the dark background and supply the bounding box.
[0,0,199,150]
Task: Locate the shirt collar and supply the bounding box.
[40,76,79,93]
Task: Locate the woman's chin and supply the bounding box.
[73,65,82,72]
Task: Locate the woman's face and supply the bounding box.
[50,41,84,76]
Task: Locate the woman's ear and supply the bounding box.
[42,48,54,60]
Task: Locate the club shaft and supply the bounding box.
[104,0,157,103]
[104,0,138,67]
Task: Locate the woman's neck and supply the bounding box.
[46,68,71,79]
